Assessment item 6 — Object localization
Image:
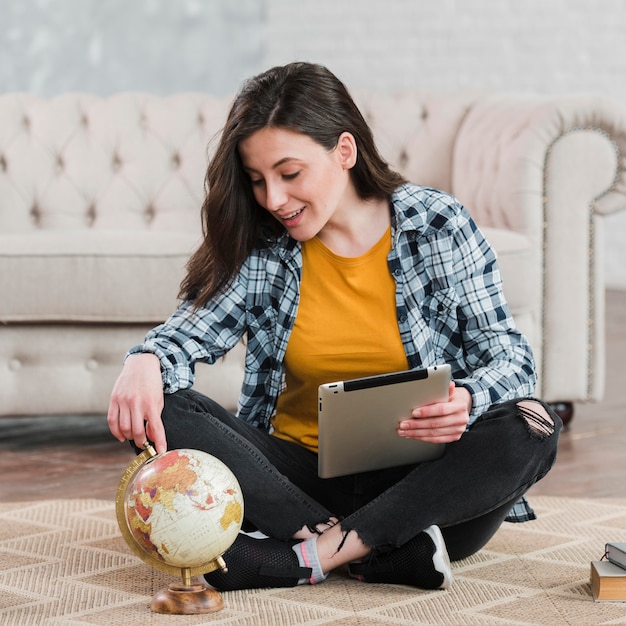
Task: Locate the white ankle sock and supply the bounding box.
[292,537,328,585]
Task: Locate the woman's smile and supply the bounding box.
[281,207,305,224]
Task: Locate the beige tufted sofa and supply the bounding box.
[1,91,626,420]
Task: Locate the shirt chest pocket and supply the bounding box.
[421,288,462,361]
[246,306,278,363]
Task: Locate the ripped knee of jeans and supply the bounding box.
[516,400,556,439]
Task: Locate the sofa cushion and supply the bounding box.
[0,230,200,322]
[1,227,532,325]
[0,324,245,415]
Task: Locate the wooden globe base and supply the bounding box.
[151,582,224,614]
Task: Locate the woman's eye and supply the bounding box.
[283,172,300,181]
[250,178,264,187]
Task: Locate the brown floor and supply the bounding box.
[1,290,625,504]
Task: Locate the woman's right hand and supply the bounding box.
[107,353,167,453]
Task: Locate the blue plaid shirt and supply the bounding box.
[130,184,537,522]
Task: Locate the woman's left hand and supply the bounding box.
[398,382,471,443]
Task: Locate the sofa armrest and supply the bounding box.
[451,95,626,404]
[452,94,626,235]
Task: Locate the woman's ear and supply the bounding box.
[336,132,358,170]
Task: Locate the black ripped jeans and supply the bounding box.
[159,390,561,561]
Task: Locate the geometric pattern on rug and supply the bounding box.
[1,496,626,625]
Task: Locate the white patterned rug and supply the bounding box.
[1,496,626,625]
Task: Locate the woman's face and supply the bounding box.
[238,127,357,241]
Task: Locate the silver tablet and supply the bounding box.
[318,364,451,478]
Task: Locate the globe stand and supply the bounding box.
[115,443,242,615]
[150,563,225,614]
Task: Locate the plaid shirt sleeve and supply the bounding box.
[449,210,537,421]
[127,273,250,393]
[126,241,300,429]
[391,185,536,423]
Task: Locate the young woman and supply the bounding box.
[107,62,561,592]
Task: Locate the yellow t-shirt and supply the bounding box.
[271,226,409,452]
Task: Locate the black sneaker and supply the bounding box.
[348,525,452,590]
[203,532,312,591]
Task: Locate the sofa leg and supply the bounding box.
[549,402,574,429]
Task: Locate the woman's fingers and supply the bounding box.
[106,353,166,452]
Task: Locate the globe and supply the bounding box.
[117,447,244,576]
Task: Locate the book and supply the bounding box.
[591,560,626,601]
[606,542,626,570]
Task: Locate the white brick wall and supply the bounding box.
[266,0,626,97]
[1,0,626,286]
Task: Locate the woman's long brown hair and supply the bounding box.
[180,62,406,307]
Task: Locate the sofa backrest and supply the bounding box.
[0,91,478,233]
[354,91,477,193]
[0,93,231,233]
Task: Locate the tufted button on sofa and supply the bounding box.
[1,91,625,420]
